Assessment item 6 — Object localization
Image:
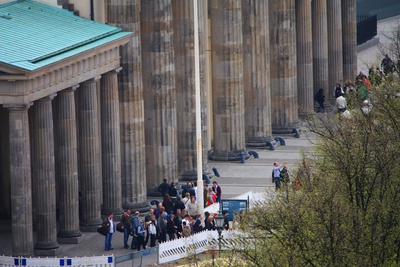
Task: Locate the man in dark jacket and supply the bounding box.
[120,209,132,248]
[158,179,170,197]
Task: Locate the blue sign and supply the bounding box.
[221,199,248,221]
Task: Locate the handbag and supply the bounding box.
[116,222,124,232]
[97,226,107,236]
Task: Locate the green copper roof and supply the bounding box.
[0,0,131,72]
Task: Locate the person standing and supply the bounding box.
[336,93,347,114]
[166,214,177,240]
[144,208,154,246]
[157,211,167,243]
[148,215,158,247]
[187,196,199,217]
[212,181,222,203]
[130,211,140,250]
[280,164,290,187]
[136,220,147,251]
[120,209,132,249]
[174,209,183,238]
[314,88,325,113]
[158,178,171,197]
[102,212,115,251]
[169,182,179,204]
[222,210,229,230]
[273,162,283,190]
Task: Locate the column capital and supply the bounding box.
[37,94,57,102]
[4,103,33,111]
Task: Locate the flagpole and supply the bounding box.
[193,0,204,216]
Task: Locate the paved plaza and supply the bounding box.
[1,14,399,267]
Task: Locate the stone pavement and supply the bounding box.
[1,14,400,267]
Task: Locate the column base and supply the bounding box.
[209,150,250,162]
[180,170,212,185]
[57,234,87,244]
[122,201,151,214]
[80,218,102,232]
[34,241,59,251]
[34,247,59,257]
[272,126,300,138]
[101,208,124,218]
[246,136,275,147]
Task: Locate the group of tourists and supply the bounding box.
[100,179,224,251]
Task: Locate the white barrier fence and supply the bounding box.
[0,255,114,267]
[158,230,242,264]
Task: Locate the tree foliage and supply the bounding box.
[236,76,400,266]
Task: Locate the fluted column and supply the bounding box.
[53,87,82,240]
[312,0,329,95]
[172,0,208,180]
[327,0,343,94]
[342,0,357,82]
[269,0,298,134]
[6,105,33,256]
[30,95,59,253]
[100,69,123,216]
[296,0,314,116]
[209,0,248,161]
[141,0,178,193]
[242,0,273,147]
[78,78,102,230]
[107,0,148,210]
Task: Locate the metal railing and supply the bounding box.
[357,14,377,45]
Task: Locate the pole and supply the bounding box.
[193,0,204,216]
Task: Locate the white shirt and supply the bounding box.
[108,218,115,234]
[336,96,347,109]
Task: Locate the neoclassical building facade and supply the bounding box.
[0,0,357,256]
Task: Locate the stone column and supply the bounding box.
[269,0,298,134]
[30,95,59,255]
[6,105,34,256]
[209,0,248,161]
[342,0,357,82]
[78,78,102,230]
[296,0,314,116]
[100,69,124,216]
[141,0,178,192]
[53,87,82,242]
[107,0,148,210]
[327,0,343,95]
[242,0,273,147]
[172,0,208,180]
[312,0,329,95]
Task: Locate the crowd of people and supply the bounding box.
[100,179,229,251]
[314,54,400,119]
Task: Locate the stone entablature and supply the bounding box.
[0,41,127,105]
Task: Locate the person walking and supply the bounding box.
[102,213,115,251]
[273,162,283,190]
[120,209,132,249]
